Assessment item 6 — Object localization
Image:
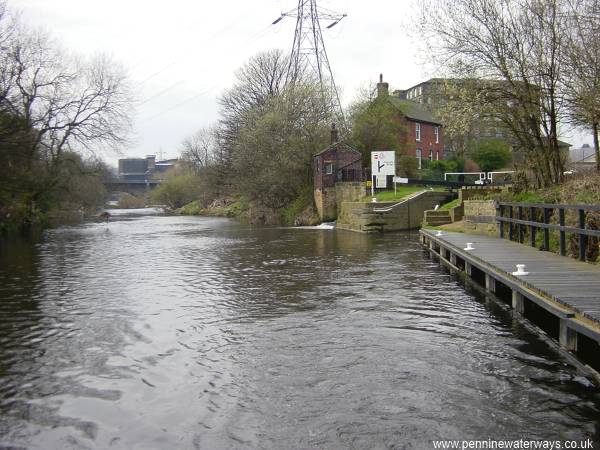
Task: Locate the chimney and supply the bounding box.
[330,123,339,144]
[377,73,389,99]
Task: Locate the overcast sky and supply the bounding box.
[12,0,590,165]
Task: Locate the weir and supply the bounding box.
[420,229,600,381]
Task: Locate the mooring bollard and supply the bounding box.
[464,242,475,251]
[512,264,529,276]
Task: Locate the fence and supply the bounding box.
[496,202,600,262]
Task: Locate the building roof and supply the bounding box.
[314,141,361,157]
[570,145,596,162]
[388,97,441,125]
[557,139,572,148]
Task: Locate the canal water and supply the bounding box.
[0,211,598,449]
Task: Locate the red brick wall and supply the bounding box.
[400,119,445,163]
[314,144,362,189]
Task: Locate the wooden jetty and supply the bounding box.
[420,229,600,377]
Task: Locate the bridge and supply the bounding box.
[104,179,162,199]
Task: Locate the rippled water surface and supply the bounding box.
[0,211,599,449]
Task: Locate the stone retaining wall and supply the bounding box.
[337,191,452,233]
[463,200,498,235]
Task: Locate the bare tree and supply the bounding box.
[180,127,217,173]
[419,0,571,187]
[562,0,600,171]
[214,49,290,191]
[0,1,134,223]
[232,83,333,208]
[4,30,133,170]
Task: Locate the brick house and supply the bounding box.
[394,78,517,158]
[313,124,363,221]
[313,124,362,189]
[376,75,445,170]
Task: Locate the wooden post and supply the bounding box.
[559,321,577,351]
[485,274,496,293]
[578,209,586,262]
[530,206,536,247]
[559,208,566,256]
[465,261,472,277]
[512,291,524,315]
[543,208,550,251]
[499,204,504,239]
[509,206,514,241]
[518,206,524,243]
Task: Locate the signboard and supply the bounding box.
[371,151,396,176]
[393,177,409,184]
[375,175,387,188]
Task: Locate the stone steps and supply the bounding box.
[424,209,452,226]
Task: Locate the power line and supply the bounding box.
[138,80,185,105]
[138,84,219,123]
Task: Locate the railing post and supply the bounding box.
[559,208,566,256]
[558,208,567,256]
[529,206,536,247]
[543,208,550,251]
[518,206,524,243]
[498,204,504,239]
[578,208,586,262]
[509,206,514,241]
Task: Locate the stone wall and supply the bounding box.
[337,191,452,233]
[459,186,506,202]
[463,200,498,235]
[315,182,365,222]
[335,182,364,215]
[314,187,337,222]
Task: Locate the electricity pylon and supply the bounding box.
[272,0,346,126]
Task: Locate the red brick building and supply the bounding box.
[377,76,445,169]
[313,125,362,189]
[313,124,363,221]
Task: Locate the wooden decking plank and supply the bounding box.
[424,230,600,325]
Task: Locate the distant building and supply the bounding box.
[377,75,445,169]
[569,144,597,171]
[117,155,177,183]
[394,78,514,157]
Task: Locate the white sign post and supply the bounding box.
[371,151,396,197]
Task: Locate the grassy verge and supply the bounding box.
[440,198,460,210]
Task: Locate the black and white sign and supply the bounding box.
[371,151,395,176]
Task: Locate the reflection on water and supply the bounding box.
[0,212,598,449]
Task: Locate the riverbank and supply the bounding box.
[176,195,321,226]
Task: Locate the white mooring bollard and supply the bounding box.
[512,264,529,276]
[435,230,443,237]
[464,242,475,251]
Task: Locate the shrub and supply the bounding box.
[117,193,145,209]
[149,174,203,209]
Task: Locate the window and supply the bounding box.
[325,162,333,175]
[416,148,422,169]
[435,126,439,144]
[429,148,433,160]
[415,122,421,142]
[436,150,439,160]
